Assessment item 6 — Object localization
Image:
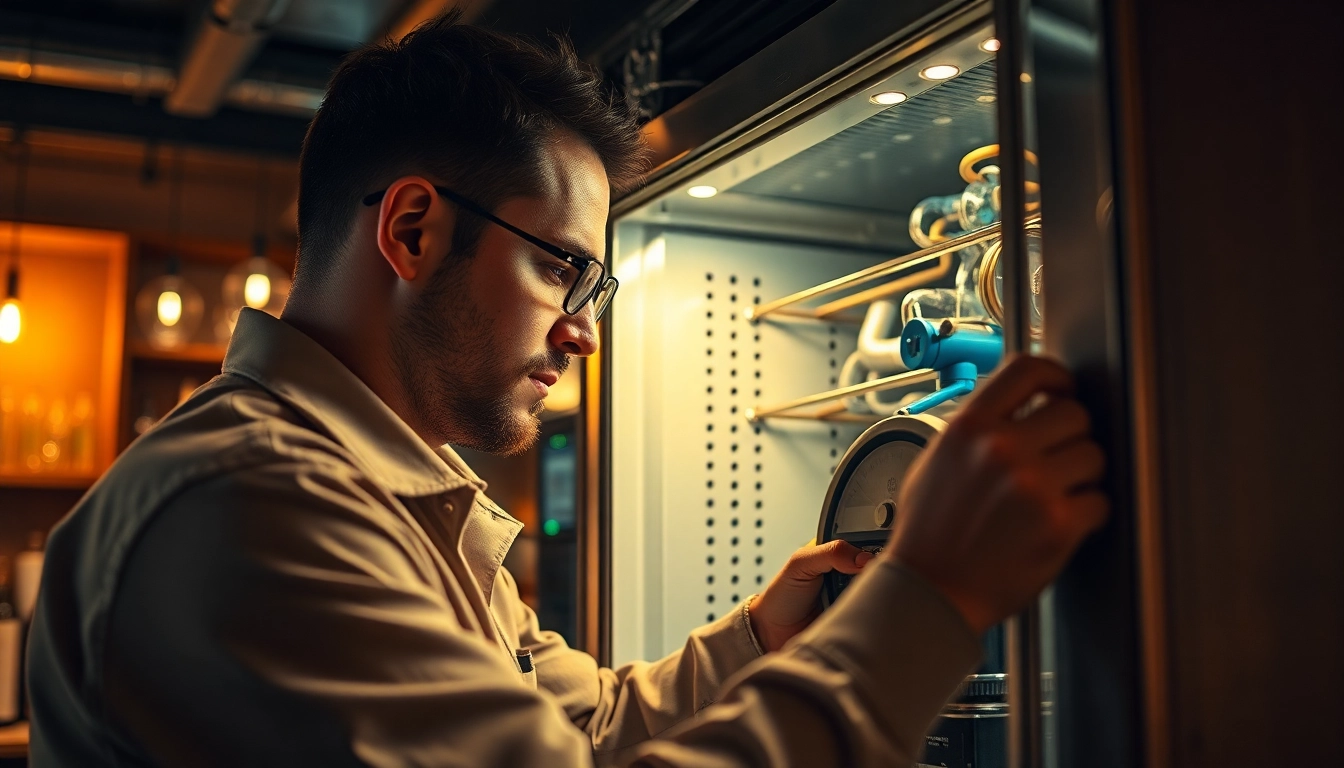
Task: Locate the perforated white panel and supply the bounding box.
[609,225,883,664]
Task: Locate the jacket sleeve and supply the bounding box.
[497,567,766,763]
[500,556,979,766]
[103,461,979,768]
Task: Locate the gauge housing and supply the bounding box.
[816,413,946,606]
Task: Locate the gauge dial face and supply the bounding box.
[832,439,925,535]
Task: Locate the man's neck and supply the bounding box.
[281,286,445,449]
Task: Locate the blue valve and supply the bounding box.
[896,319,1004,415]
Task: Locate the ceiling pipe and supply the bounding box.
[0,44,322,118]
[165,0,292,118]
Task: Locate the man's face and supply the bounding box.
[394,132,609,456]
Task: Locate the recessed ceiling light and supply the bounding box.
[980,38,1001,52]
[933,116,953,125]
[892,133,913,143]
[977,94,996,103]
[869,90,907,106]
[920,64,960,80]
[687,185,718,199]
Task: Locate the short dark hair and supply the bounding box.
[295,10,646,280]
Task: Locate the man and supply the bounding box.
[28,12,1107,767]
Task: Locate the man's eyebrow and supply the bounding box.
[556,239,601,264]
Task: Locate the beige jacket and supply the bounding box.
[28,308,980,767]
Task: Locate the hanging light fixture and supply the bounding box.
[219,156,289,339]
[0,267,19,345]
[1,140,29,345]
[136,148,204,348]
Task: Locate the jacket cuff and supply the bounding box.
[741,595,767,656]
[792,559,982,753]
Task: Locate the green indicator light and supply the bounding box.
[543,519,560,536]
[549,434,568,450]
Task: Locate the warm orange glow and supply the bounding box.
[0,299,19,343]
[0,222,127,479]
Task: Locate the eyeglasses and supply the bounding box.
[363,185,619,321]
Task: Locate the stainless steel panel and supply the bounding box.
[619,0,992,211]
[1029,0,1141,766]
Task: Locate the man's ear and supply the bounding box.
[375,176,454,282]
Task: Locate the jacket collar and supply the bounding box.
[222,308,484,498]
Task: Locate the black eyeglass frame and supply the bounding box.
[363,185,618,319]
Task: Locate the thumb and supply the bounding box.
[786,540,871,580]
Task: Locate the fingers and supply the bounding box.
[1008,398,1092,456]
[1039,438,1107,494]
[787,540,871,579]
[1061,491,1110,538]
[960,355,1075,424]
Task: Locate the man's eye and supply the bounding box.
[546,263,571,284]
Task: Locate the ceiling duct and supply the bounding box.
[165,0,292,118]
[0,45,322,118]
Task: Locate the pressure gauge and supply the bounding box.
[817,414,946,606]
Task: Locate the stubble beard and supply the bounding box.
[393,255,565,457]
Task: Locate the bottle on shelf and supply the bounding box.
[133,395,158,436]
[0,387,16,472]
[14,531,45,624]
[0,558,20,725]
[43,397,70,472]
[177,377,200,407]
[18,395,43,474]
[69,393,96,474]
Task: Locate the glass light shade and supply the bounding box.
[136,274,204,348]
[0,299,19,344]
[222,257,290,320]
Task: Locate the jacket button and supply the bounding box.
[445,502,455,513]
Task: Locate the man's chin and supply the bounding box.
[491,402,543,456]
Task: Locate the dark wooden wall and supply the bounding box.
[1117,0,1344,764]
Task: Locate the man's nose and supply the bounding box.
[549,304,599,356]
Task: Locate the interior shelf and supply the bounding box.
[0,473,99,490]
[128,340,228,365]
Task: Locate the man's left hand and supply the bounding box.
[748,541,872,653]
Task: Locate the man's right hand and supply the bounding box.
[884,355,1110,635]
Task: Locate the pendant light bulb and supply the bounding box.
[0,300,19,344]
[243,271,271,309]
[156,290,183,327]
[1,267,19,344]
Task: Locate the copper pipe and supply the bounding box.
[746,369,937,422]
[744,221,1016,322]
[812,251,954,318]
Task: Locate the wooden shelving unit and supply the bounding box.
[127,340,228,365]
[0,223,128,486]
[0,473,98,490]
[0,721,28,758]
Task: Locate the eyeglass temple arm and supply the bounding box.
[363,187,577,265]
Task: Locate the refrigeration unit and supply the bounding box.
[580,0,1344,766]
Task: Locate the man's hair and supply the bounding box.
[295,10,646,281]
